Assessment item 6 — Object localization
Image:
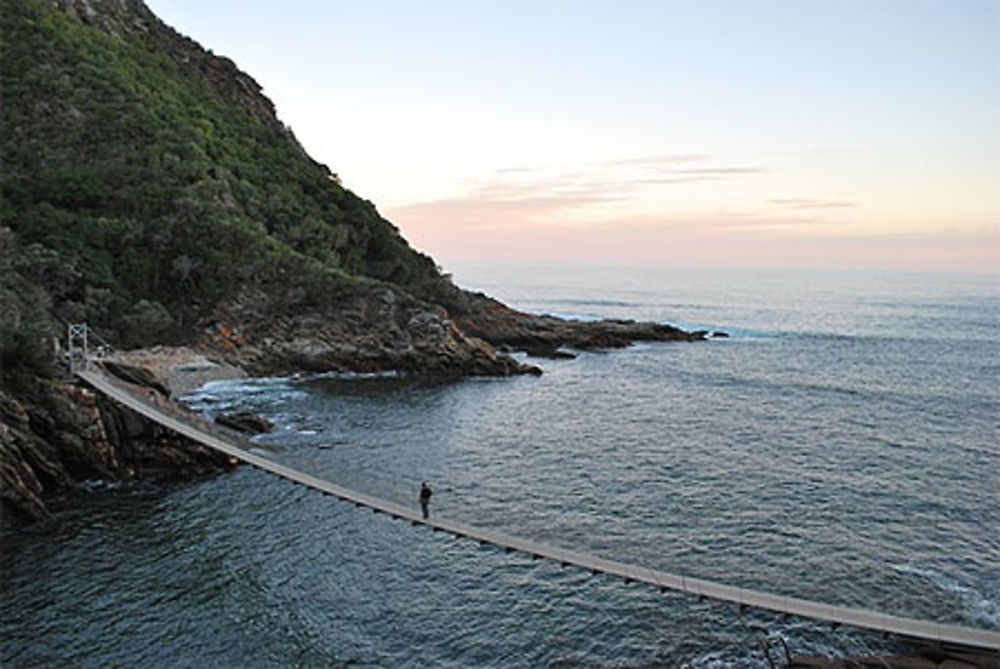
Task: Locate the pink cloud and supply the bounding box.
[602,153,710,167]
[385,154,997,274]
[769,198,857,210]
[390,199,999,275]
[392,157,765,232]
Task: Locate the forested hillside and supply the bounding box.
[1,0,453,384]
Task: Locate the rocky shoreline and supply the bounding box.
[201,284,717,377]
[0,381,235,528]
[454,291,719,358]
[0,300,717,527]
[98,346,248,398]
[0,348,255,527]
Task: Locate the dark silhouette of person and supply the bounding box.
[419,482,433,519]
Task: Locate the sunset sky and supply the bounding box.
[147,0,999,274]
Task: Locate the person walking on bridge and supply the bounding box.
[419,482,433,519]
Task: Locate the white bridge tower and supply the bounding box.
[67,323,89,374]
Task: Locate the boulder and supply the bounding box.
[101,361,170,396]
[215,411,274,435]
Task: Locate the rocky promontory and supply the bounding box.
[205,285,543,378]
[196,283,712,376]
[454,291,708,358]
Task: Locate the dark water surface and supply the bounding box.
[3,267,998,667]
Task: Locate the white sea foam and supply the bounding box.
[891,563,1000,626]
[300,370,402,381]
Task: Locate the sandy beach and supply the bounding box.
[98,346,247,397]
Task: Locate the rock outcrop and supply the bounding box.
[204,285,543,377]
[0,380,236,527]
[453,292,709,356]
[98,347,247,398]
[196,284,715,378]
[215,411,273,435]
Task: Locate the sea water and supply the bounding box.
[2,266,998,667]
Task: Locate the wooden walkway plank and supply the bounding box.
[77,369,1000,653]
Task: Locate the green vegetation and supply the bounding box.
[0,0,453,385]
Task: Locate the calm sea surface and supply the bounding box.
[3,266,998,667]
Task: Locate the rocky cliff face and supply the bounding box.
[206,285,540,377]
[0,381,235,527]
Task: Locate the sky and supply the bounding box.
[145,0,1000,274]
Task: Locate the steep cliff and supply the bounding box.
[0,381,235,526]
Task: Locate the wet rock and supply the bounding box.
[215,411,274,435]
[523,345,577,360]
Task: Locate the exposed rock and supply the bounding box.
[1,394,61,524]
[99,347,246,397]
[196,283,709,381]
[0,381,236,527]
[452,292,708,355]
[101,360,171,397]
[206,286,543,378]
[215,411,273,435]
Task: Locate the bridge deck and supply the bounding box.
[77,369,1000,653]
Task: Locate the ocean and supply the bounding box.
[3,265,998,667]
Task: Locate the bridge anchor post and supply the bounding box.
[67,323,89,375]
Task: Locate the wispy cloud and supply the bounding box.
[769,197,856,210]
[598,154,764,178]
[635,176,725,186]
[394,152,766,229]
[393,205,1000,274]
[494,166,537,174]
[679,167,763,175]
[602,153,710,167]
[612,211,852,232]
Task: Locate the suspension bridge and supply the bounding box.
[67,326,1000,656]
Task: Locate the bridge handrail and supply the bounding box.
[76,368,1000,654]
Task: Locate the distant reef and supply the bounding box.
[0,0,712,525]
